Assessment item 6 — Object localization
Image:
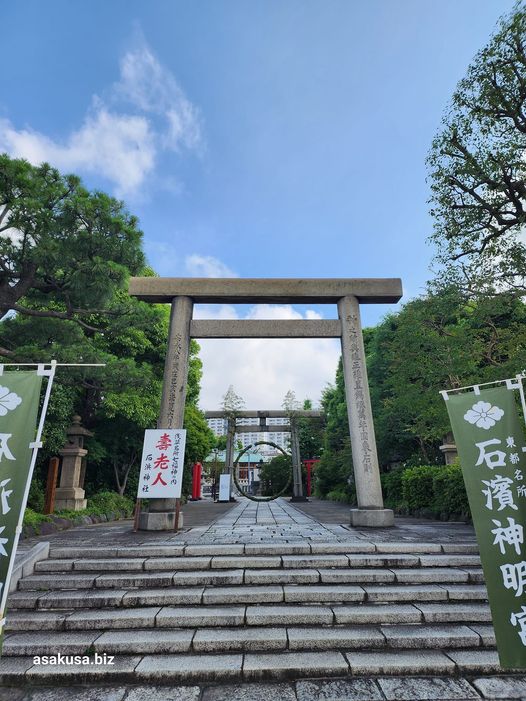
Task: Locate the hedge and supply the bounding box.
[379,462,471,521]
[432,464,470,517]
[401,465,440,511]
[326,488,352,503]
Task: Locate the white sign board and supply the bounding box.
[219,474,231,502]
[137,429,186,499]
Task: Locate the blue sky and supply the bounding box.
[1,1,516,407]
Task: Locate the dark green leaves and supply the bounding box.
[427,3,526,293]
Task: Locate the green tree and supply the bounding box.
[259,454,292,496]
[315,286,526,496]
[368,287,526,466]
[282,389,300,414]
[0,155,145,347]
[297,398,325,461]
[0,158,214,501]
[221,385,245,417]
[427,3,526,293]
[314,360,353,498]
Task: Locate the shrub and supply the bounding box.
[326,488,351,503]
[381,468,406,509]
[23,508,52,529]
[88,491,134,516]
[27,476,45,512]
[433,462,470,518]
[259,455,292,496]
[314,438,353,498]
[401,465,440,511]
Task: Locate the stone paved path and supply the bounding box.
[180,498,347,544]
[18,497,477,550]
[181,497,478,545]
[3,676,526,700]
[178,499,237,528]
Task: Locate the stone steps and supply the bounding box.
[19,567,484,589]
[35,553,482,571]
[0,649,506,684]
[45,542,480,558]
[8,584,489,609]
[5,601,493,626]
[2,539,508,685]
[3,623,496,656]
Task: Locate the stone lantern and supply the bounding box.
[54,415,93,511]
[439,432,458,465]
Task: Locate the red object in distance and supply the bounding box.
[304,459,320,497]
[191,462,202,500]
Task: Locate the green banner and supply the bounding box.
[0,372,43,644]
[445,384,526,668]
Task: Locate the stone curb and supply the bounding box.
[9,542,50,593]
[4,676,526,701]
[46,542,481,559]
[22,511,132,541]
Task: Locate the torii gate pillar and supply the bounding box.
[139,295,193,531]
[338,296,393,527]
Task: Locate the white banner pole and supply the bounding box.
[441,373,526,399]
[0,360,57,635]
[515,374,526,433]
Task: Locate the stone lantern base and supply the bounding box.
[54,487,87,511]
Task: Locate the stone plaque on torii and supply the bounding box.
[129,276,403,530]
[205,408,324,501]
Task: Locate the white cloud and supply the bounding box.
[0,110,156,197]
[186,255,238,278]
[0,35,201,196]
[117,40,202,152]
[194,304,239,320]
[195,304,340,409]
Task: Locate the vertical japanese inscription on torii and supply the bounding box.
[166,332,183,429]
[346,312,373,474]
[160,296,193,432]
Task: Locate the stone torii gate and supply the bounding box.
[204,409,324,501]
[129,277,402,530]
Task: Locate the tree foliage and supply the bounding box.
[259,454,292,496]
[282,389,300,414]
[368,287,526,467]
[0,155,213,500]
[314,359,354,499]
[316,287,526,497]
[428,3,526,293]
[297,398,325,461]
[221,385,245,417]
[0,156,145,343]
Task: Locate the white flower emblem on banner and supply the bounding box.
[0,387,22,416]
[464,401,504,430]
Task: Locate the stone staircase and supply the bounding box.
[0,538,510,685]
